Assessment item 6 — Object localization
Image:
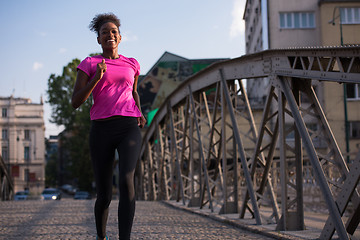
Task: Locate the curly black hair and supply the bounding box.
[89,13,121,36]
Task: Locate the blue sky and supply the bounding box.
[0,0,246,137]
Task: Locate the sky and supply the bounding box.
[0,0,246,138]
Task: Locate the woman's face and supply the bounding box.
[97,22,121,50]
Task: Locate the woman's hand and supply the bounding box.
[71,59,107,109]
[137,115,147,128]
[95,59,107,80]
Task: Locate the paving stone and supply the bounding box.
[0,199,276,240]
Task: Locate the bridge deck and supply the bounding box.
[0,199,276,240]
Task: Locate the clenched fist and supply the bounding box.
[95,59,107,81]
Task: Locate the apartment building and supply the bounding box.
[243,0,360,160]
[320,0,360,160]
[0,96,45,194]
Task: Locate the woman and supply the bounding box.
[72,13,146,240]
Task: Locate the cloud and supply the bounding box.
[230,0,246,39]
[59,48,67,54]
[33,62,43,71]
[121,32,138,42]
[39,32,47,37]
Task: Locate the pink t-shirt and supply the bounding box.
[77,55,141,120]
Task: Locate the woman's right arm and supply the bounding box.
[71,59,106,109]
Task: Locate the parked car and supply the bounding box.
[41,188,61,200]
[60,184,76,195]
[14,191,29,201]
[74,191,91,200]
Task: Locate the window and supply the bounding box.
[340,7,360,24]
[24,169,29,182]
[2,129,8,139]
[2,108,7,118]
[294,13,300,28]
[24,130,30,140]
[347,83,360,100]
[2,146,8,161]
[24,146,30,162]
[349,121,360,139]
[280,12,315,29]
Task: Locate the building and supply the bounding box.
[319,0,360,161]
[244,0,360,52]
[320,0,360,46]
[45,135,58,163]
[0,96,45,194]
[243,0,360,160]
[57,130,72,187]
[244,0,322,104]
[44,135,59,188]
[138,51,228,122]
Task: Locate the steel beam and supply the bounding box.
[188,86,214,212]
[167,102,186,204]
[320,150,360,239]
[278,76,349,240]
[239,86,280,223]
[220,69,262,224]
[0,155,14,201]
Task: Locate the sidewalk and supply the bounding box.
[164,200,360,240]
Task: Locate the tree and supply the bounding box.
[45,152,57,187]
[47,58,94,191]
[47,59,80,129]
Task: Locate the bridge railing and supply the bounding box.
[0,155,14,201]
[136,46,360,239]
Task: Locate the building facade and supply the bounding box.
[0,96,45,194]
[320,1,360,160]
[243,0,360,160]
[138,51,228,119]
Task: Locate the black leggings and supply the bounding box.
[89,117,141,240]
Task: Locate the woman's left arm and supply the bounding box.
[133,75,146,128]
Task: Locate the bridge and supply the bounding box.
[0,154,13,201]
[1,46,359,239]
[135,46,360,240]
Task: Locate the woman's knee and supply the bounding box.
[96,193,112,208]
[119,173,135,193]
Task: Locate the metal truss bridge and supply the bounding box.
[0,155,13,201]
[136,46,360,239]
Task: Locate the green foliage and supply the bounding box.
[47,59,80,129]
[45,152,57,187]
[46,57,94,191]
[61,124,93,191]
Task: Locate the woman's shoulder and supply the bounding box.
[79,55,102,67]
[77,55,102,75]
[119,55,140,75]
[120,55,138,63]
[120,55,140,68]
[82,55,102,62]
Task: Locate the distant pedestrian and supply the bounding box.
[71,13,146,240]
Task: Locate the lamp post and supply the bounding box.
[329,6,350,163]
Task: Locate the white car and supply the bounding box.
[41,188,61,200]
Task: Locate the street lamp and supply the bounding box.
[329,6,350,163]
[328,7,344,45]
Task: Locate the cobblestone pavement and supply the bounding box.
[0,199,276,240]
